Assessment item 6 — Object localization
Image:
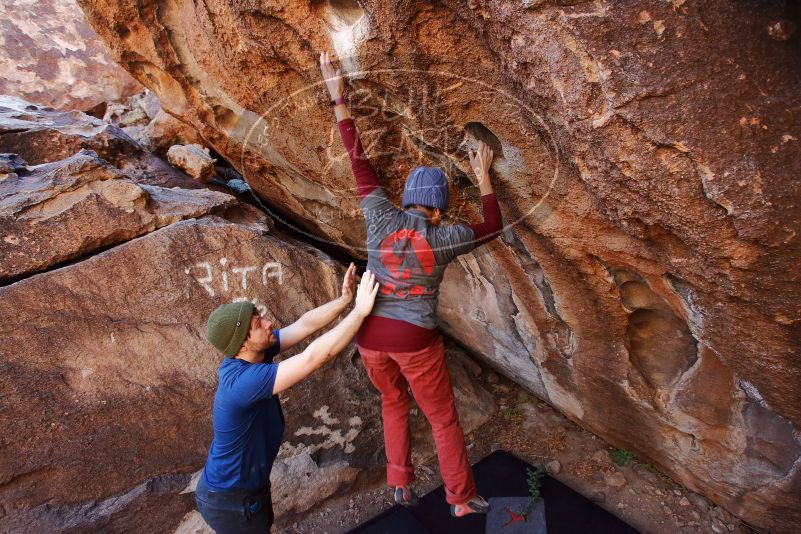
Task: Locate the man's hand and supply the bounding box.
[339,262,358,304]
[353,270,379,318]
[272,269,379,395]
[468,140,495,195]
[320,51,344,100]
[279,262,359,351]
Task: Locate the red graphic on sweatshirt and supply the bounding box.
[501,507,530,527]
[378,229,435,298]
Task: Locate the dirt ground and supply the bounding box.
[275,361,753,534]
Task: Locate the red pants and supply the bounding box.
[358,337,476,505]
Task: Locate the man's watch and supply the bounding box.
[330,96,346,106]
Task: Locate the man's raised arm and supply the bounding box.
[279,262,358,350]
[272,270,379,395]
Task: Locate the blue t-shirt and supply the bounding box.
[202,330,284,491]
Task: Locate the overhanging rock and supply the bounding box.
[75,1,801,530]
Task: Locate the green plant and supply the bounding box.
[608,449,672,482]
[611,448,635,467]
[526,466,545,504]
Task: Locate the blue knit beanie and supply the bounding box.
[402,166,449,211]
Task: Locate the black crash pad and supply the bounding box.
[348,450,639,534]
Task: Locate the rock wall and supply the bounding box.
[0,0,141,111]
[101,89,205,157]
[0,101,496,531]
[75,1,801,531]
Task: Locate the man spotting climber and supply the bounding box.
[320,52,504,517]
[196,264,379,533]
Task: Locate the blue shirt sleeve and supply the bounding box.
[231,362,279,407]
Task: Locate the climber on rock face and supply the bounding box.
[195,263,379,533]
[320,51,504,518]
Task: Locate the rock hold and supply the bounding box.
[545,460,561,475]
[605,472,627,489]
[167,144,217,183]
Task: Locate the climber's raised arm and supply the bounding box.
[320,51,350,123]
[466,141,503,248]
[319,51,380,200]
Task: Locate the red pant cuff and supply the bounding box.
[386,463,415,486]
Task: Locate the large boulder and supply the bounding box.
[0,213,494,531]
[0,149,235,282]
[0,213,325,531]
[77,0,801,530]
[0,101,495,531]
[0,0,140,111]
[0,95,202,189]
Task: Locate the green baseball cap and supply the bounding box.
[206,301,255,357]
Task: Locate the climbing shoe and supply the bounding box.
[394,485,419,507]
[450,495,490,517]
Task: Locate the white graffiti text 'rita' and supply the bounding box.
[185,257,283,297]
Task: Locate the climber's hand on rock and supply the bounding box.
[319,51,344,99]
[339,262,358,304]
[468,140,494,192]
[468,140,493,177]
[353,270,379,318]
